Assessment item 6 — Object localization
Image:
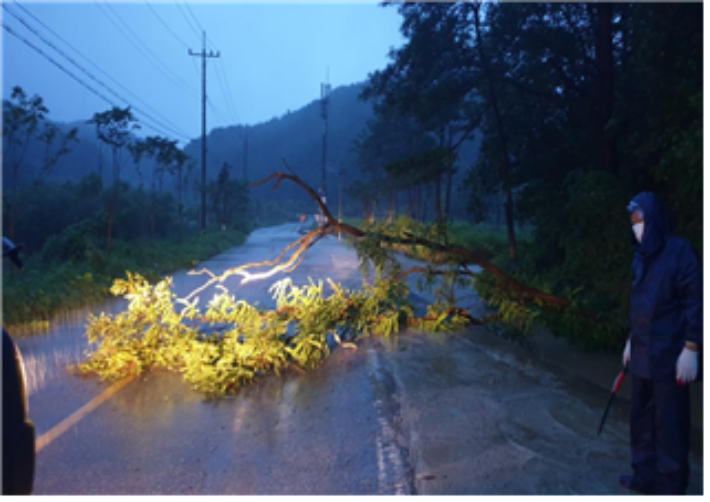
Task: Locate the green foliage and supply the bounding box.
[360,2,701,351]
[4,172,252,260]
[3,86,49,191]
[2,230,247,327]
[73,267,471,398]
[88,106,139,150]
[207,164,250,233]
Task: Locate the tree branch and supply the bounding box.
[250,168,591,318]
[183,226,327,301]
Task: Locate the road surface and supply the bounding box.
[14,224,703,494]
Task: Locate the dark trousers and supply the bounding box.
[630,375,691,495]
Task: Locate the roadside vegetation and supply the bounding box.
[3,3,700,398]
[3,165,251,329]
[3,230,247,329]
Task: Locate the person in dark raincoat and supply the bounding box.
[620,192,702,495]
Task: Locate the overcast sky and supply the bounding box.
[2,1,405,145]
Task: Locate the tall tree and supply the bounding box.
[363,2,477,225]
[3,86,47,193]
[88,106,139,250]
[36,122,79,184]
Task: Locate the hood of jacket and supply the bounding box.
[628,191,673,260]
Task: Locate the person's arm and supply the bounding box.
[677,241,703,349]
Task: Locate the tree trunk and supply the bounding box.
[422,185,429,222]
[7,201,14,243]
[591,3,618,176]
[98,143,103,188]
[444,127,454,222]
[473,2,517,261]
[435,174,442,223]
[407,188,413,218]
[178,164,183,240]
[107,206,114,252]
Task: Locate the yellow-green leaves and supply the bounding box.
[76,268,481,399]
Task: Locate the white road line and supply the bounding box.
[367,349,409,495]
[35,376,134,453]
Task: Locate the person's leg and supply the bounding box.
[653,380,691,495]
[625,375,657,493]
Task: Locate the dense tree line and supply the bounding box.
[2,89,252,260]
[354,2,701,349]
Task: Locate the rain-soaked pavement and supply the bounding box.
[13,223,704,495]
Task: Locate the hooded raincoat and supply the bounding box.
[625,192,702,494]
[628,192,702,381]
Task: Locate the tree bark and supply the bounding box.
[407,187,413,218]
[249,170,596,319]
[435,175,442,223]
[472,2,517,261]
[591,3,619,176]
[444,127,454,222]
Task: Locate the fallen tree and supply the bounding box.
[74,168,597,398]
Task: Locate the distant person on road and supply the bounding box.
[621,192,702,495]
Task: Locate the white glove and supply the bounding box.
[676,348,699,384]
[622,339,631,366]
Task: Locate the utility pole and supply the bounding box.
[243,127,248,181]
[320,68,331,206]
[338,162,344,242]
[189,31,220,233]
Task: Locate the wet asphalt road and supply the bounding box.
[14,224,704,495]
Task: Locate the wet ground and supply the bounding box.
[13,223,704,495]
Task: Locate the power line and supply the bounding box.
[177,3,236,125]
[94,0,198,97]
[174,1,201,41]
[212,62,239,124]
[207,97,232,126]
[214,59,240,124]
[144,1,199,78]
[4,23,190,143]
[101,0,198,95]
[174,3,239,126]
[145,1,190,50]
[2,24,112,104]
[3,3,191,141]
[183,2,205,35]
[9,0,193,140]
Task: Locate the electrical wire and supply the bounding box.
[9,1,193,140]
[172,1,239,127]
[212,61,239,124]
[207,97,233,126]
[3,3,192,141]
[174,1,202,42]
[94,0,198,97]
[183,2,205,36]
[144,1,190,50]
[214,59,240,124]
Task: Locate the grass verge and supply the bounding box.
[3,230,247,330]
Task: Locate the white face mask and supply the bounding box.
[633,222,644,243]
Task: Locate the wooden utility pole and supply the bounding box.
[243,127,248,181]
[338,163,344,242]
[320,69,331,204]
[189,31,219,232]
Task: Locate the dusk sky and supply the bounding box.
[2,1,405,145]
